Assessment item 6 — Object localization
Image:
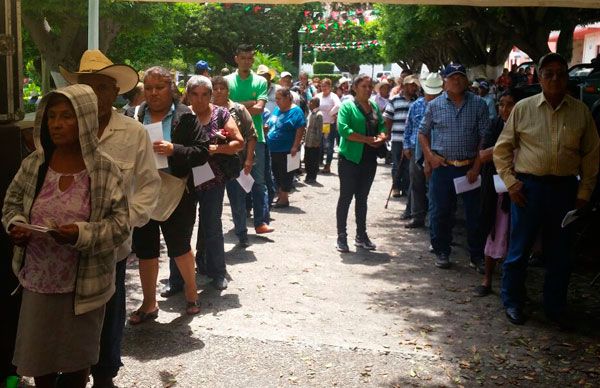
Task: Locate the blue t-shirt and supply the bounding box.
[266,105,306,153]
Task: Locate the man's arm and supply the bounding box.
[576,111,600,203]
[243,99,266,116]
[418,105,446,169]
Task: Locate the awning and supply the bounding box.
[127,0,600,8]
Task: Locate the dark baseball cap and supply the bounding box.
[443,63,467,78]
[538,52,568,71]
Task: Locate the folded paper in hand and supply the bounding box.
[287,153,300,172]
[453,175,481,194]
[236,170,254,193]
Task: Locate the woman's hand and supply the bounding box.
[290,146,299,157]
[153,140,174,157]
[49,224,79,245]
[208,144,219,155]
[8,225,31,247]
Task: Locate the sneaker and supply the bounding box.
[336,237,350,253]
[435,253,451,269]
[212,277,228,290]
[255,224,274,234]
[355,236,376,250]
[238,236,250,248]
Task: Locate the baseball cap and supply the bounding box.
[195,60,211,72]
[538,52,568,71]
[443,63,467,78]
[479,81,490,90]
[280,71,293,79]
[403,75,421,87]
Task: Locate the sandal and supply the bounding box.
[272,201,289,209]
[186,301,201,315]
[128,308,159,325]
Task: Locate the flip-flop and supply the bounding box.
[186,301,200,315]
[128,308,159,325]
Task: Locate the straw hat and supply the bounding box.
[422,73,444,95]
[59,49,139,94]
[256,64,276,80]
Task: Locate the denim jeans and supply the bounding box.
[501,175,577,316]
[336,155,378,238]
[391,141,409,192]
[92,258,126,379]
[429,165,484,261]
[252,142,271,227]
[195,184,227,279]
[226,179,248,241]
[264,143,276,205]
[322,124,338,166]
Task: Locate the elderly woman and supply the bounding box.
[266,88,306,208]
[336,74,387,253]
[187,75,244,290]
[126,67,208,322]
[212,75,258,247]
[2,85,129,387]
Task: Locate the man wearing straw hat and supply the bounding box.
[60,49,161,388]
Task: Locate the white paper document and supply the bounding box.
[192,163,215,187]
[145,122,169,169]
[236,170,255,193]
[12,221,54,234]
[287,153,301,172]
[453,175,482,194]
[493,175,508,193]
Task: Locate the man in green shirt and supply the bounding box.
[226,44,273,234]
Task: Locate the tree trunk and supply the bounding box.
[556,24,576,63]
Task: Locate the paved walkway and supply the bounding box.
[113,158,600,387]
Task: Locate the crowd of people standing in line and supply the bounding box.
[2,46,599,388]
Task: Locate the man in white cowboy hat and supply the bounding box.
[402,73,443,229]
[60,49,161,388]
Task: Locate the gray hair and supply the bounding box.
[186,75,213,94]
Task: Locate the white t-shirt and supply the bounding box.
[316,92,341,124]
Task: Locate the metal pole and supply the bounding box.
[88,0,99,49]
[298,43,303,76]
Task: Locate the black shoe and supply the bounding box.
[92,376,117,388]
[212,277,228,290]
[505,307,527,325]
[473,285,492,297]
[355,236,376,250]
[238,236,250,248]
[336,237,350,253]
[160,287,183,298]
[435,253,451,269]
[404,219,425,229]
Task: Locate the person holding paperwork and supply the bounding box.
[266,88,306,208]
[335,74,387,253]
[186,75,243,291]
[126,67,209,321]
[418,63,490,270]
[473,89,523,298]
[60,49,161,387]
[493,53,600,326]
[212,75,257,247]
[2,85,129,387]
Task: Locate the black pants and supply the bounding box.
[271,151,294,193]
[336,155,377,238]
[304,147,320,181]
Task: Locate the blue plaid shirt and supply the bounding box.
[419,91,489,160]
[403,97,427,151]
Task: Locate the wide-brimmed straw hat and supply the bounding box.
[422,73,444,95]
[256,64,276,80]
[59,49,139,94]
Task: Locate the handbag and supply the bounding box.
[150,170,187,222]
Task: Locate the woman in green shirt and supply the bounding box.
[335,75,387,252]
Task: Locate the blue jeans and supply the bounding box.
[264,142,276,205]
[322,124,338,166]
[501,175,577,316]
[252,142,270,227]
[195,184,227,279]
[226,179,248,241]
[92,258,126,379]
[391,141,409,192]
[429,165,484,262]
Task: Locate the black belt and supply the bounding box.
[517,173,577,184]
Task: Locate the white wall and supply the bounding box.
[583,31,600,63]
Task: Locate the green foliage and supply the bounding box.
[313,62,335,74]
[253,52,286,75]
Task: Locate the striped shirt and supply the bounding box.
[494,93,600,200]
[383,95,416,142]
[419,91,489,160]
